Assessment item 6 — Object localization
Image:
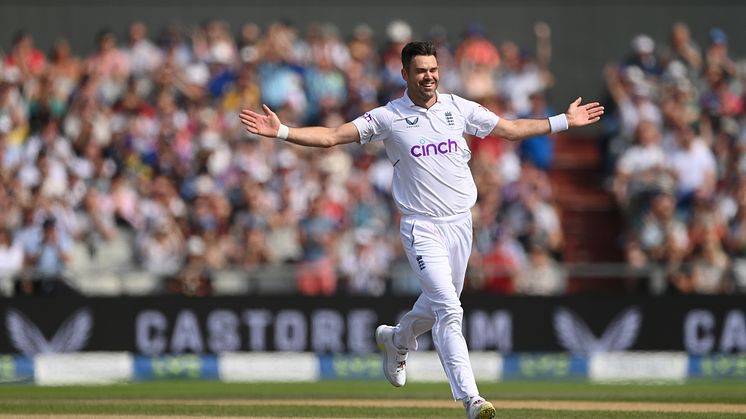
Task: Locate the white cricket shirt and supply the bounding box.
[352,91,499,217]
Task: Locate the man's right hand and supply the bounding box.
[240,104,282,138]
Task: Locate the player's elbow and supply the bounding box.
[319,136,337,148]
[501,128,524,142]
[503,132,524,142]
[321,126,351,148]
[495,120,523,142]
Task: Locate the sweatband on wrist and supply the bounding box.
[548,114,569,133]
[276,124,289,140]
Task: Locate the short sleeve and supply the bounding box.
[352,106,393,144]
[452,95,500,138]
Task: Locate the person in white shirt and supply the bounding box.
[667,122,717,209]
[240,41,603,419]
[0,228,23,296]
[613,120,671,216]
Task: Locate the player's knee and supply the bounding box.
[433,306,464,332]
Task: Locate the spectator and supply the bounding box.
[237,22,262,65]
[660,22,702,76]
[47,38,83,101]
[339,227,393,296]
[297,195,339,295]
[476,228,525,294]
[257,22,307,119]
[455,23,500,100]
[690,231,730,294]
[514,241,565,295]
[505,179,563,257]
[0,78,29,146]
[704,28,737,79]
[604,64,662,142]
[22,218,72,295]
[222,63,261,113]
[518,90,555,171]
[77,188,118,251]
[138,218,185,277]
[303,52,347,124]
[86,29,130,103]
[4,31,46,82]
[667,122,717,213]
[167,236,213,296]
[124,21,163,80]
[625,34,663,79]
[0,228,24,295]
[497,22,554,115]
[699,64,743,140]
[613,120,671,217]
[378,20,411,103]
[27,74,66,130]
[631,190,689,265]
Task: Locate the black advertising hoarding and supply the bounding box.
[1,295,745,355]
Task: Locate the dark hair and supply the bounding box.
[12,31,30,46]
[96,29,115,44]
[401,41,437,70]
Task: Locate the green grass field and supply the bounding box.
[0,380,745,418]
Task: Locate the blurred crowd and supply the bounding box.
[605,23,746,294]
[0,18,566,297]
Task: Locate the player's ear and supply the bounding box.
[401,67,408,82]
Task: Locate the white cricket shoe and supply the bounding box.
[375,325,407,387]
[464,396,496,419]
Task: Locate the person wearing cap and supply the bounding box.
[705,27,737,78]
[625,34,662,77]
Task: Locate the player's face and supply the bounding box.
[402,55,439,105]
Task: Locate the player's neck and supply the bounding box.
[407,90,438,109]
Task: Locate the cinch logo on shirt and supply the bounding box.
[410,138,459,157]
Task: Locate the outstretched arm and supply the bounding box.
[239,105,360,148]
[491,97,604,141]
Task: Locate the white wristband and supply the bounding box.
[548,114,569,133]
[276,124,289,140]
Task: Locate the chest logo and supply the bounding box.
[445,112,454,126]
[405,116,419,126]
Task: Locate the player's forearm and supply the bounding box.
[283,126,339,148]
[281,122,360,148]
[498,118,554,141]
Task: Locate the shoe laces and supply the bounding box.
[465,396,485,409]
[392,342,408,360]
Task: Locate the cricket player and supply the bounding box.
[240,40,603,419]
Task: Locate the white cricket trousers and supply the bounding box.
[394,211,478,400]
